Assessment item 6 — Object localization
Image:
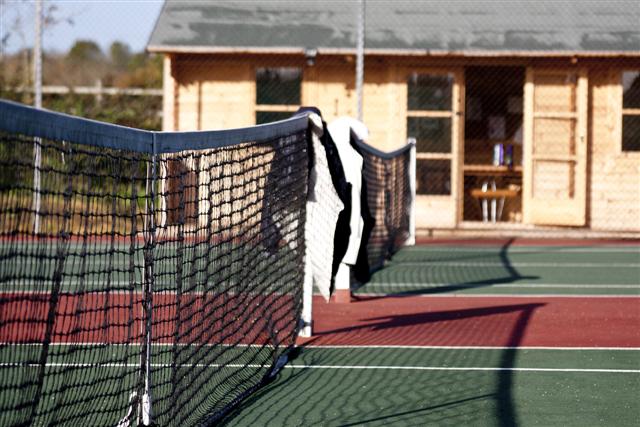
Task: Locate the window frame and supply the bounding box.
[254,66,302,125]
[620,70,640,154]
[405,71,456,196]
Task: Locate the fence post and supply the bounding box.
[355,0,365,122]
[32,0,43,234]
[95,79,103,106]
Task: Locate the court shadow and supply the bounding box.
[355,238,540,298]
[222,301,544,426]
[221,239,542,426]
[337,393,497,426]
[310,302,545,337]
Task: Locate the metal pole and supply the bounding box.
[355,0,365,122]
[34,1,42,109]
[407,138,417,246]
[299,256,313,337]
[33,0,43,234]
[141,138,157,426]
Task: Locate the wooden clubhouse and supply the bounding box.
[148,1,640,236]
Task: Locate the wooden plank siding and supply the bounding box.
[588,69,640,231]
[163,54,640,233]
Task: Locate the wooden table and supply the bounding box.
[464,164,522,176]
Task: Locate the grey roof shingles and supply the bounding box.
[147,1,640,54]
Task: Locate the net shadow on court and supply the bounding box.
[354,238,540,297]
[221,302,544,426]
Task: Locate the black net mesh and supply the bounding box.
[357,142,413,274]
[151,136,308,425]
[0,104,310,426]
[0,133,148,426]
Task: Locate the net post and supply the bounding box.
[406,137,417,246]
[158,156,167,228]
[32,138,42,234]
[139,134,157,427]
[333,263,352,303]
[299,258,313,337]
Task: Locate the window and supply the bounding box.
[416,159,451,195]
[622,71,640,152]
[255,68,302,124]
[407,73,454,195]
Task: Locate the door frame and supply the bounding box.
[399,66,465,228]
[523,67,588,226]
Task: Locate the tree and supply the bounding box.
[109,41,131,70]
[67,40,103,63]
[114,53,162,88]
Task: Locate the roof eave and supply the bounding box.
[147,45,640,58]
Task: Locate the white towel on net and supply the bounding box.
[327,117,368,266]
[305,114,344,300]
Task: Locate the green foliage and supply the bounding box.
[67,40,104,63]
[115,53,162,88]
[109,41,131,71]
[44,93,161,130]
[2,38,163,130]
[0,134,31,190]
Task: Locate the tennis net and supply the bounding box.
[0,100,313,426]
[355,137,415,276]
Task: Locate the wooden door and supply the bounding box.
[403,69,464,228]
[523,68,588,226]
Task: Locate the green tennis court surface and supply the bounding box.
[0,240,293,293]
[2,241,638,425]
[0,344,277,426]
[223,347,640,427]
[229,241,638,426]
[356,244,640,296]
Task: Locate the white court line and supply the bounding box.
[286,365,640,373]
[1,282,146,288]
[404,247,640,253]
[4,282,637,290]
[354,292,640,298]
[1,362,637,374]
[391,262,639,268]
[364,283,640,289]
[2,343,639,351]
[0,290,284,297]
[0,362,248,368]
[299,345,640,351]
[0,342,270,348]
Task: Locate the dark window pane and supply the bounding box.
[416,159,451,195]
[256,111,292,125]
[622,115,640,152]
[623,71,640,109]
[256,68,301,105]
[408,74,452,111]
[407,117,451,153]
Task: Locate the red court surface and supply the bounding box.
[300,295,640,348]
[0,293,295,344]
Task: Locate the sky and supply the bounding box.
[1,0,165,54]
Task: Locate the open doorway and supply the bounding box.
[463,66,525,223]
